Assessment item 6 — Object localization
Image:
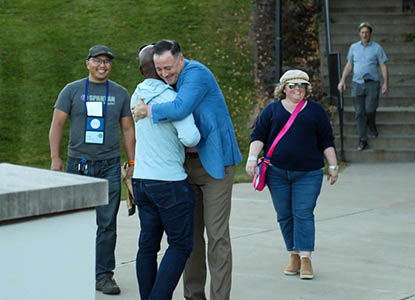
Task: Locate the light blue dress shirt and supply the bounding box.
[131,79,200,181]
[347,40,388,84]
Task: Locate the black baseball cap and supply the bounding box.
[87,45,115,59]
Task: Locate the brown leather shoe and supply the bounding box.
[284,254,300,275]
[300,257,314,279]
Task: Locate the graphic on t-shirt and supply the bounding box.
[82,94,116,105]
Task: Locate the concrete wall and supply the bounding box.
[0,163,108,300]
[0,210,96,300]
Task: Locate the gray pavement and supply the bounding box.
[97,163,415,300]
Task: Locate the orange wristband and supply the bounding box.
[128,160,135,166]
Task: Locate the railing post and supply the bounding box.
[275,0,282,82]
[323,0,345,161]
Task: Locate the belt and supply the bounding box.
[185,152,199,159]
[69,157,119,164]
[364,79,374,83]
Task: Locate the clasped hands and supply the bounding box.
[131,98,148,122]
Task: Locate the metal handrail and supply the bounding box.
[323,0,332,55]
[322,0,345,161]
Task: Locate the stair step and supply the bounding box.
[330,7,402,14]
[321,54,415,65]
[320,23,415,34]
[333,122,415,135]
[328,14,415,24]
[341,106,415,122]
[319,32,412,43]
[339,96,415,108]
[328,85,415,97]
[337,90,415,99]
[320,43,415,57]
[320,41,415,54]
[328,0,401,8]
[335,134,415,149]
[321,61,415,76]
[321,74,415,87]
[387,55,415,64]
[321,59,415,72]
[344,106,415,112]
[339,149,415,162]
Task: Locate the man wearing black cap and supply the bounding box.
[49,45,135,295]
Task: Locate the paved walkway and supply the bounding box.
[97,163,415,300]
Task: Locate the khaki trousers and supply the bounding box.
[183,157,235,300]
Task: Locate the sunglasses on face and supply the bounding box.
[287,83,307,89]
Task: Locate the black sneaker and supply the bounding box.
[357,140,368,151]
[96,274,121,295]
[369,131,379,138]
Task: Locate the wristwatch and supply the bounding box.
[328,165,339,171]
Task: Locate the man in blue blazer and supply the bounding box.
[133,40,242,300]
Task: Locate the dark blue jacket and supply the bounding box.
[250,100,335,171]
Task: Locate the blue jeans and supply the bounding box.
[132,178,194,300]
[266,166,323,252]
[66,156,121,280]
[351,80,380,141]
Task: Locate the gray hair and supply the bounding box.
[358,22,373,33]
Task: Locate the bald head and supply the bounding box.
[138,45,159,79]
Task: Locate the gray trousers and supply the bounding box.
[351,80,381,141]
[183,157,235,300]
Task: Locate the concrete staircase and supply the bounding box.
[319,0,415,162]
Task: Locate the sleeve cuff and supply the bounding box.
[147,104,152,118]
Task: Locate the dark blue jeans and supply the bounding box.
[66,156,121,280]
[351,80,380,141]
[132,178,194,300]
[266,166,323,252]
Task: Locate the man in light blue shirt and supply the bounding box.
[338,22,388,151]
[131,45,200,300]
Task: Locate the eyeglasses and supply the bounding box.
[287,83,307,89]
[90,58,112,65]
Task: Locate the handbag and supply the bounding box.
[253,99,306,191]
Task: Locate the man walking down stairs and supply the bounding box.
[337,22,388,152]
[321,0,415,162]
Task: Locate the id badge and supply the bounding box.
[85,131,104,144]
[85,117,105,144]
[86,101,103,117]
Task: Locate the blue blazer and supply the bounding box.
[152,59,242,179]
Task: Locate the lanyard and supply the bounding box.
[83,78,109,117]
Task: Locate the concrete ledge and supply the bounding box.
[0,163,108,222]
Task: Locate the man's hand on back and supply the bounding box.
[132,98,148,122]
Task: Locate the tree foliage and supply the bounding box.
[251,0,323,126]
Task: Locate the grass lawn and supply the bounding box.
[0,0,255,185]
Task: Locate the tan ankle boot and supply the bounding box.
[284,254,300,275]
[300,257,313,279]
